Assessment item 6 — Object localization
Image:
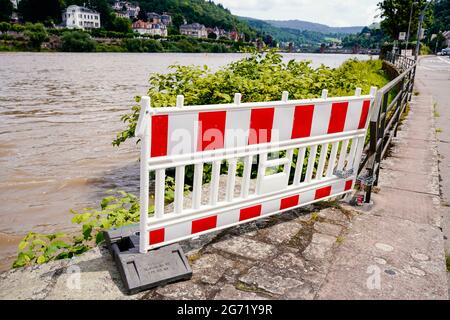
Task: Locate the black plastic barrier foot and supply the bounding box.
[104,224,192,295]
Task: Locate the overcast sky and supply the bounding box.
[213,0,381,27]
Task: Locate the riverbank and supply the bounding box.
[0,23,256,53]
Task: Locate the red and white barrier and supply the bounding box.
[135,87,377,252]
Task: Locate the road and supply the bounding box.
[416,55,450,253]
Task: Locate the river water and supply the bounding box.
[0,52,372,270]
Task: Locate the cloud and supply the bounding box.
[213,0,380,27]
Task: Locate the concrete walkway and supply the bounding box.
[1,62,448,300]
[317,85,448,299]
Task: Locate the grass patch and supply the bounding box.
[336,236,345,244]
[436,128,443,133]
[446,254,450,272]
[433,102,440,118]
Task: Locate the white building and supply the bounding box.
[180,23,208,39]
[62,5,101,30]
[132,20,167,37]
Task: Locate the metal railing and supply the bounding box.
[385,51,416,72]
[358,52,417,202]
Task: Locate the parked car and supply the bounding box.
[441,48,450,56]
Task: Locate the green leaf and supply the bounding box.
[95,232,104,245]
[18,241,28,251]
[36,256,46,264]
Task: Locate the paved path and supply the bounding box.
[415,56,450,254]
[317,71,448,298]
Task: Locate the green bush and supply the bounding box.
[61,31,96,52]
[13,191,140,268]
[122,38,164,53]
[0,22,11,34]
[113,50,389,147]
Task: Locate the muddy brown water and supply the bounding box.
[0,52,372,271]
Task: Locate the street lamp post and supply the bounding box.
[405,1,417,55]
[415,0,434,60]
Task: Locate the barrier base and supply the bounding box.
[104,224,192,295]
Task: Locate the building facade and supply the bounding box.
[180,23,208,39]
[132,20,167,37]
[113,1,140,19]
[62,5,101,30]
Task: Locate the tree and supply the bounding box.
[18,0,63,24]
[0,22,11,34]
[378,0,433,40]
[207,31,217,39]
[137,10,148,22]
[61,31,96,52]
[0,0,13,22]
[171,13,184,29]
[263,34,273,46]
[25,25,48,50]
[428,0,450,37]
[111,15,132,33]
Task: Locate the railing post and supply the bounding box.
[374,92,389,187]
[365,89,382,203]
[394,76,405,137]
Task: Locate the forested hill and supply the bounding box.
[127,0,256,39]
[266,20,364,34]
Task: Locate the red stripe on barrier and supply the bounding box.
[149,228,165,245]
[315,186,332,199]
[248,108,274,145]
[291,105,314,139]
[197,111,227,151]
[327,102,349,134]
[239,204,262,221]
[192,216,217,234]
[345,180,353,191]
[358,100,371,129]
[280,194,300,210]
[151,115,168,157]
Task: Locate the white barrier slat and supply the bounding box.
[293,147,306,185]
[305,145,317,183]
[326,142,339,177]
[226,159,237,202]
[209,160,221,206]
[155,169,165,219]
[241,155,253,199]
[346,138,358,170]
[352,137,365,171]
[192,163,203,209]
[174,165,185,214]
[337,139,349,170]
[316,143,328,179]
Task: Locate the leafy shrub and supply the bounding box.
[13,179,184,268]
[113,50,389,147]
[13,191,140,268]
[25,30,48,50]
[61,31,96,52]
[122,38,164,53]
[0,22,11,34]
